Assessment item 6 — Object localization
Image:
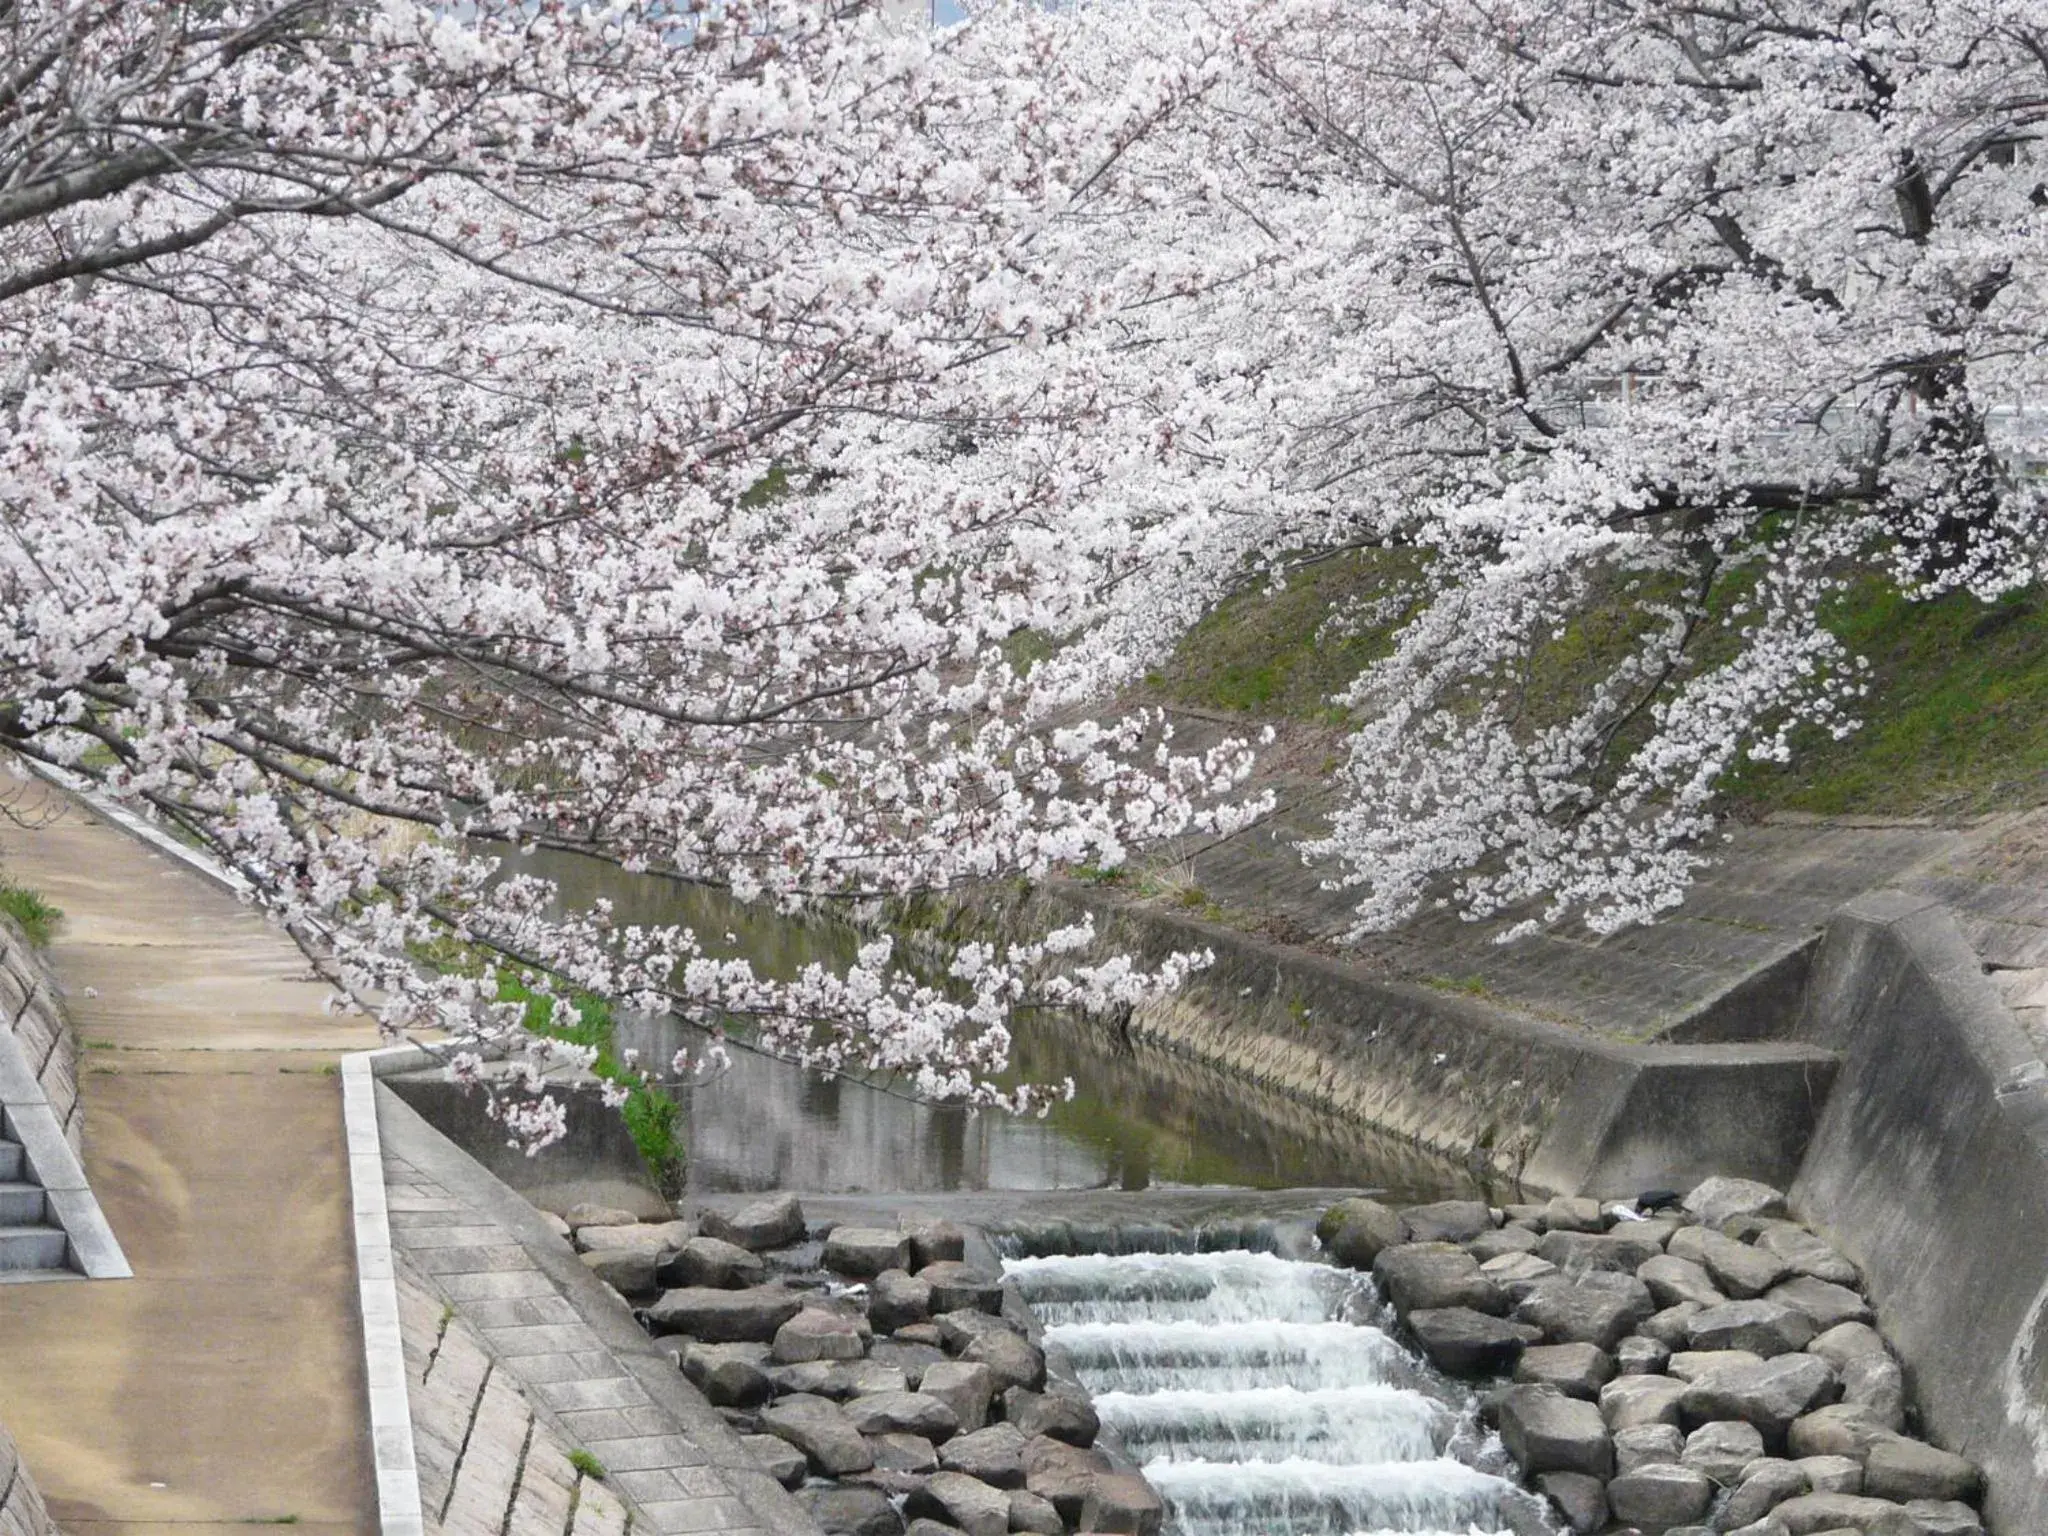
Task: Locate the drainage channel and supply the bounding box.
[1001,1239,1555,1536]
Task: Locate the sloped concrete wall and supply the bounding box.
[0,1418,61,1536]
[0,916,78,1156]
[1791,892,2048,1536]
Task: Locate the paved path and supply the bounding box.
[377,1086,810,1536]
[0,771,380,1534]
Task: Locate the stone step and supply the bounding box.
[0,1140,22,1182]
[0,1226,69,1272]
[0,1184,45,1225]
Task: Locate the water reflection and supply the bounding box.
[514,850,1485,1201]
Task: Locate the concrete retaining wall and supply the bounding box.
[1790,891,2048,1536]
[911,884,1838,1199]
[0,917,77,1157]
[0,1418,60,1536]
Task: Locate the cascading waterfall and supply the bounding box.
[1004,1246,1554,1536]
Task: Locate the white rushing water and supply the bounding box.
[1010,1249,1552,1536]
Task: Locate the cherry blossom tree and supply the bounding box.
[0,0,1264,1134]
[1005,0,2048,938]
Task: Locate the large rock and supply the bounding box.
[1840,1354,1907,1431]
[1497,1385,1614,1477]
[1543,1196,1608,1233]
[1669,1348,1766,1382]
[1640,1254,1727,1310]
[801,1485,906,1536]
[847,1391,960,1442]
[936,1309,1017,1353]
[1614,1422,1685,1474]
[682,1341,774,1407]
[1766,1275,1874,1333]
[1004,1385,1100,1448]
[872,1338,948,1388]
[1515,1273,1655,1350]
[1770,1492,1912,1533]
[1481,1252,1561,1299]
[1754,1223,1860,1286]
[962,1329,1045,1392]
[1079,1472,1166,1536]
[1617,1336,1672,1375]
[701,1192,805,1252]
[870,1431,940,1473]
[1021,1436,1112,1523]
[1724,1459,1813,1528]
[769,1359,907,1401]
[580,1246,659,1297]
[1536,1229,1666,1274]
[827,1226,915,1279]
[1870,1500,1986,1535]
[1808,1322,1890,1371]
[939,1423,1028,1488]
[1514,1343,1615,1401]
[1641,1302,1705,1348]
[1799,1453,1865,1493]
[871,1269,934,1334]
[1607,1462,1716,1533]
[645,1283,803,1342]
[921,1361,998,1433]
[564,1202,639,1231]
[1669,1228,1791,1300]
[907,1471,1012,1536]
[742,1432,808,1489]
[576,1218,692,1254]
[1863,1439,1982,1504]
[775,1308,869,1364]
[1686,1300,1817,1357]
[1374,1243,1506,1316]
[1007,1490,1064,1535]
[1399,1200,1496,1243]
[1788,1404,1896,1461]
[921,1262,1005,1316]
[904,1218,968,1269]
[1408,1307,1540,1377]
[1682,1178,1788,1227]
[1600,1374,1691,1430]
[1469,1225,1543,1263]
[761,1393,876,1475]
[1682,1355,1840,1440]
[1537,1470,1608,1534]
[1319,1197,1409,1268]
[1682,1418,1766,1485]
[656,1235,766,1290]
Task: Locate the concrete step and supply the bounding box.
[0,1226,68,1272]
[0,1184,44,1224]
[0,1140,21,1182]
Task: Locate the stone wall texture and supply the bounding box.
[0,1418,60,1536]
[0,915,78,1156]
[1792,891,2048,1536]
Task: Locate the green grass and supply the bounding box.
[1727,580,2048,817]
[496,974,685,1195]
[1149,549,1424,720]
[0,884,61,946]
[568,1448,607,1479]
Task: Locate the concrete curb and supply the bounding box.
[345,1046,428,1536]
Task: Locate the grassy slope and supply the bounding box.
[1148,556,2048,821]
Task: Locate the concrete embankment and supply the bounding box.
[910,882,1840,1198]
[1790,892,2048,1536]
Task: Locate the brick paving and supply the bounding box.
[382,1126,802,1536]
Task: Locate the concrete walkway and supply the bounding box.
[0,772,380,1534]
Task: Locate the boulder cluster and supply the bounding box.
[1319,1177,1985,1536]
[557,1195,1161,1536]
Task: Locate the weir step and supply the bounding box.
[0,1226,69,1272]
[0,1183,45,1225]
[0,1140,21,1181]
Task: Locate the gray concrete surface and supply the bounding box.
[377,1085,820,1536]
